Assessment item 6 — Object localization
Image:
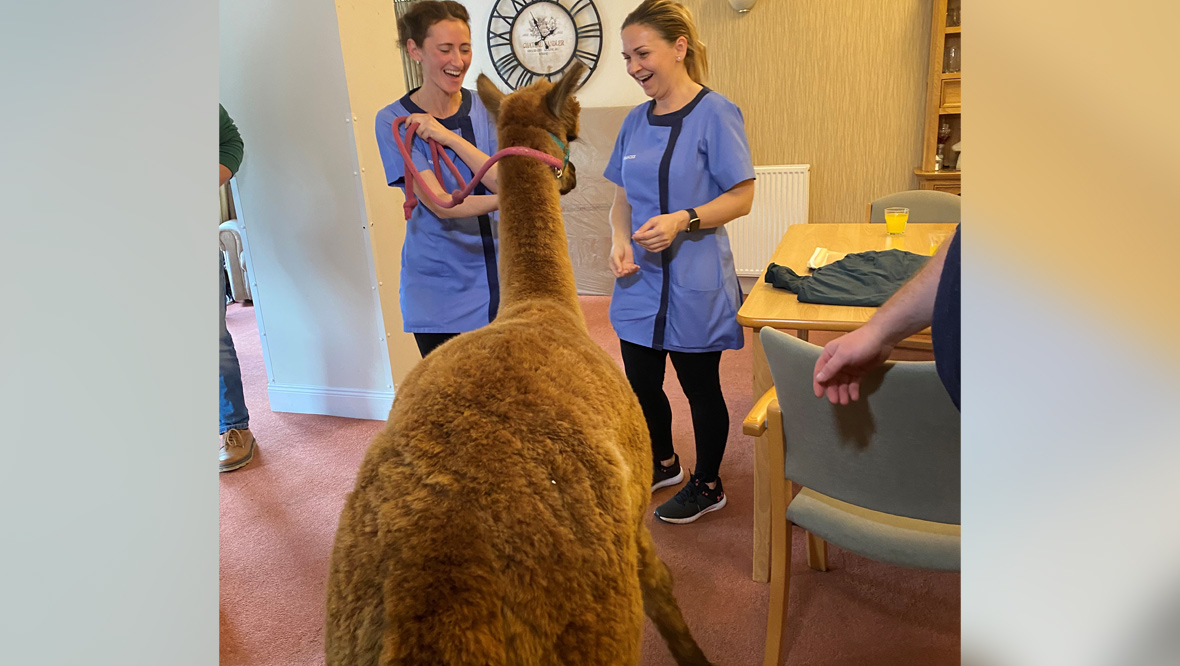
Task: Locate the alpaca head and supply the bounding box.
[476,61,586,195]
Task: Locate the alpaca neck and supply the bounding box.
[495,139,580,318]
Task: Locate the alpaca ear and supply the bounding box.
[477,73,504,121]
[545,61,587,119]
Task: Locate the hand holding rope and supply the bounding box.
[392,116,570,220]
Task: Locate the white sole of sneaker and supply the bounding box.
[654,495,727,524]
[651,468,685,493]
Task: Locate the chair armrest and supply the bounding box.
[743,387,777,436]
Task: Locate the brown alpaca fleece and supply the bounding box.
[325,63,712,666]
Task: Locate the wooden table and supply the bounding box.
[736,223,957,582]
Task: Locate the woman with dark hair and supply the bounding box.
[375,0,503,357]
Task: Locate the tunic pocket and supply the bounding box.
[669,235,723,291]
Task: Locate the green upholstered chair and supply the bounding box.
[866,189,961,224]
[744,326,960,666]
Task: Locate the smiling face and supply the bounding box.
[407,19,472,97]
[620,23,686,99]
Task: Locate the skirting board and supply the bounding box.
[267,383,394,421]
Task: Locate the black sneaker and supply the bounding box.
[651,454,685,493]
[654,474,727,524]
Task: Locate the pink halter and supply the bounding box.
[392,116,568,220]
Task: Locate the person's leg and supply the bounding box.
[413,332,460,358]
[653,350,728,524]
[220,257,254,472]
[668,350,727,483]
[220,257,250,434]
[619,339,674,463]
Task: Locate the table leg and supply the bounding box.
[795,329,809,342]
[752,333,773,583]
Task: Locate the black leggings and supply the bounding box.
[619,340,728,483]
[414,332,459,358]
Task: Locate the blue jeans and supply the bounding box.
[220,256,249,434]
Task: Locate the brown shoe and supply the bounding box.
[220,428,256,472]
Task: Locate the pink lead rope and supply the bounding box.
[392,116,567,220]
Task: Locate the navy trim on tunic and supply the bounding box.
[648,88,711,350]
[400,89,499,321]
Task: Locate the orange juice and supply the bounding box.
[884,211,908,235]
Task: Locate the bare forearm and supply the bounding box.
[219,164,233,186]
[445,139,499,193]
[609,195,633,243]
[680,179,755,231]
[418,187,500,219]
[413,169,499,218]
[862,238,949,345]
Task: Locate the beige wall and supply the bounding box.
[334,0,422,389]
[683,0,932,223]
[331,0,934,368]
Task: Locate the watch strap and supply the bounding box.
[685,207,700,232]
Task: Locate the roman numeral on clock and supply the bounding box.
[515,70,536,89]
[576,22,602,40]
[489,30,512,48]
[493,52,519,73]
[569,0,596,18]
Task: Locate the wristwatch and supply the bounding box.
[684,208,701,232]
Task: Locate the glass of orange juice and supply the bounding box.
[884,207,908,235]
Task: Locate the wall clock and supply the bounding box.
[487,0,602,90]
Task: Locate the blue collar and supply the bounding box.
[547,131,570,178]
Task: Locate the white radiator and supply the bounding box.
[726,164,810,277]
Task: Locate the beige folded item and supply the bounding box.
[807,247,849,270]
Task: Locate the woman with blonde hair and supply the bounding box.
[606,0,756,523]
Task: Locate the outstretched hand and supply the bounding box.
[632,212,685,253]
[610,241,640,277]
[812,325,894,405]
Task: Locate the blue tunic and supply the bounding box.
[604,89,755,352]
[375,88,500,334]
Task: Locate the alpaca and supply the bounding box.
[325,62,711,666]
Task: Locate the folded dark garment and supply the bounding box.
[765,249,930,307]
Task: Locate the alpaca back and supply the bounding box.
[326,306,654,665]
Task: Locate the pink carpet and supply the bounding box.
[220,296,959,665]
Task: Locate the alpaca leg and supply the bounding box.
[553,600,644,666]
[636,526,714,666]
[325,497,385,666]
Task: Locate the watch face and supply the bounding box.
[489,0,602,90]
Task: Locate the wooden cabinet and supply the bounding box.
[915,0,961,194]
[916,170,960,195]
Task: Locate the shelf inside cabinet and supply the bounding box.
[945,26,961,34]
[914,169,960,178]
[941,72,961,80]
